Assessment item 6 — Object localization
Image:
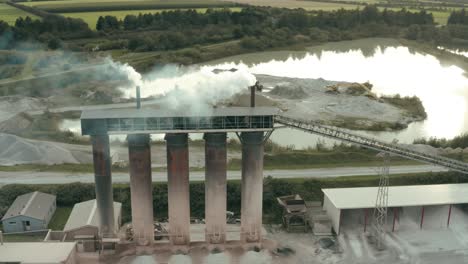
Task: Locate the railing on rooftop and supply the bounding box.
[81,115,274,135]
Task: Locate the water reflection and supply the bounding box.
[205,39,468,148]
[438,46,468,58]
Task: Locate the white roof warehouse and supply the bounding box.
[322,183,468,234]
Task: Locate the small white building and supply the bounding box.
[322,183,468,234]
[63,199,121,240]
[1,191,56,233]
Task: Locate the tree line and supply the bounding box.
[91,6,438,52]
[1,6,467,53]
[448,8,468,25]
[0,14,93,49]
[414,133,468,149]
[95,6,434,32]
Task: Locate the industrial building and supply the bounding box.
[322,183,468,234]
[76,87,468,258]
[81,106,276,249]
[1,191,56,233]
[63,199,122,241]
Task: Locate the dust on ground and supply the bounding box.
[108,206,468,264]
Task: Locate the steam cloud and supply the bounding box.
[106,58,257,114]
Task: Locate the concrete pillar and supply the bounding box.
[165,133,190,245]
[128,134,154,245]
[204,133,227,244]
[91,134,115,238]
[240,132,264,243]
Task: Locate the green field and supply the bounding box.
[22,0,235,13]
[0,3,39,25]
[231,0,454,24]
[429,10,451,25]
[62,7,242,29]
[228,0,360,10]
[383,7,453,25]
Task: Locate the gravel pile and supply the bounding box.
[0,133,80,165]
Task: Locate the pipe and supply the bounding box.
[165,133,190,245]
[250,84,255,107]
[447,204,452,227]
[128,134,154,245]
[392,208,398,232]
[0,231,3,245]
[204,132,227,244]
[420,206,425,230]
[91,134,115,238]
[240,131,264,242]
[364,208,368,232]
[136,86,141,109]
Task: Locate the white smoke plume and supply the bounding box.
[105,58,257,114]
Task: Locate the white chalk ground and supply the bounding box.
[0,133,83,165]
[0,96,46,123]
[255,74,422,130]
[0,133,241,166]
[164,223,267,242]
[119,206,468,264]
[337,205,468,264]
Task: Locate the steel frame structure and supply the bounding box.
[372,152,390,250]
[275,115,468,173]
[81,108,275,135]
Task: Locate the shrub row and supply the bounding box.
[1,171,466,225]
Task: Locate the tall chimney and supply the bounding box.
[250,84,255,108]
[136,86,141,109]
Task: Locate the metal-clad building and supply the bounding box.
[322,183,468,234]
[1,191,56,233]
[63,199,121,240]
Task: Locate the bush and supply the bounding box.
[414,133,468,149]
[240,36,265,50]
[47,37,61,50]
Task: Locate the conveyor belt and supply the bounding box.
[275,115,468,174]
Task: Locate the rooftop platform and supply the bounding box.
[322,183,468,234]
[323,183,468,209]
[81,107,277,135]
[0,242,76,263]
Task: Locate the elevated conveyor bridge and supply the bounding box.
[275,115,468,174]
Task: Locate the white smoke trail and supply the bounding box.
[105,58,257,115]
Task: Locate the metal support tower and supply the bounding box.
[372,152,390,250]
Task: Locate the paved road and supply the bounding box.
[0,165,448,185]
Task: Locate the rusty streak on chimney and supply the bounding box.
[136,86,141,109]
[250,84,255,108]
